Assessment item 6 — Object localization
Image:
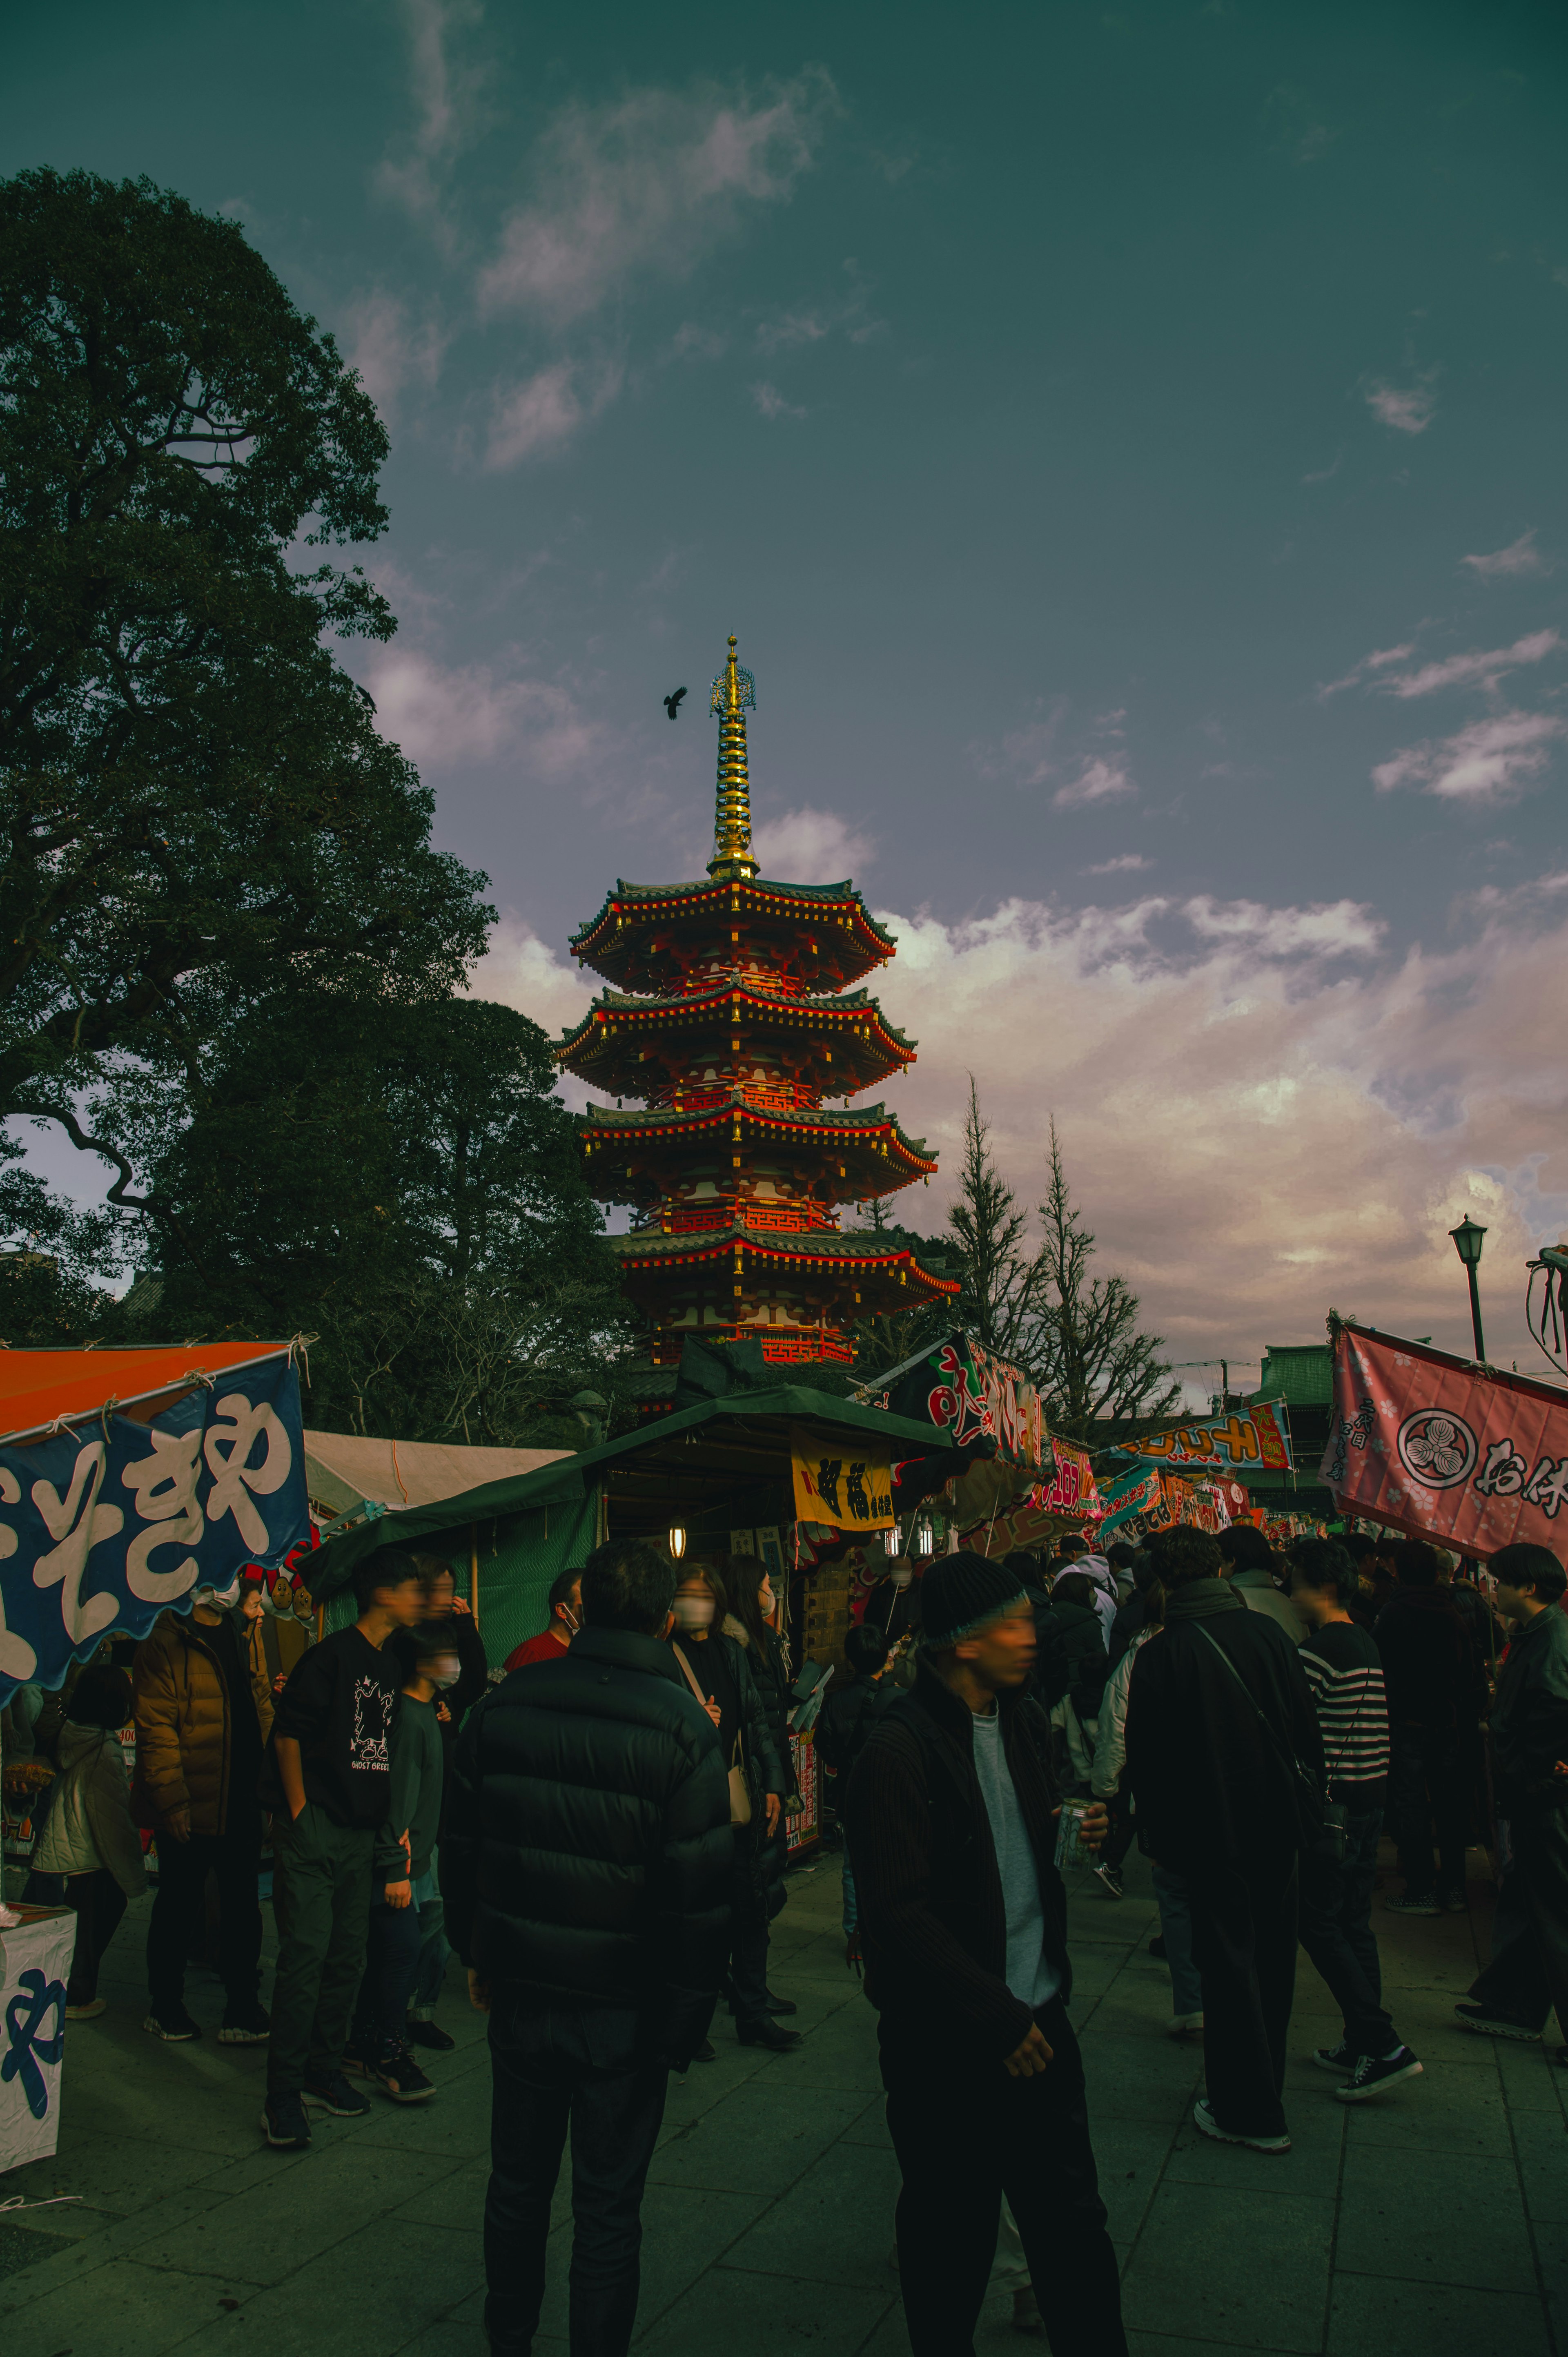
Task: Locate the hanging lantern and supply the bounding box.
[668,1523,688,1560]
[884,1521,902,1556]
[917,1519,935,1558]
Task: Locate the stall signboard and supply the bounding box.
[0,1357,310,1704]
[1120,1400,1293,1474]
[1035,1437,1102,1519]
[1097,1465,1161,1536]
[791,1429,896,1532]
[0,1907,76,2173]
[786,1731,818,1856]
[1321,1323,1568,1552]
[884,1334,1046,1470]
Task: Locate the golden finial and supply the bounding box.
[707,633,759,879]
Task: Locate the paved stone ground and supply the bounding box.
[2,1841,1563,2356]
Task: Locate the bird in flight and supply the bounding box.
[663,687,687,719]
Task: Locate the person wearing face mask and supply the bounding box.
[668,1565,793,2052]
[131,1571,276,2043]
[719,1554,800,2023]
[344,1620,454,2101]
[503,1568,584,1670]
[391,1556,490,2048]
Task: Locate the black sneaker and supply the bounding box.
[1336,2048,1423,2103]
[692,2038,716,2063]
[144,2004,201,2042]
[218,2001,271,2045]
[340,2040,376,2078]
[1149,1936,1167,1960]
[1384,1891,1441,1917]
[372,2044,436,2104]
[301,2069,372,2117]
[1441,1892,1469,1913]
[1094,1864,1125,1900]
[404,2018,457,2052]
[261,2091,312,2150]
[1312,2040,1353,2074]
[1453,2003,1541,2042]
[737,2018,802,2052]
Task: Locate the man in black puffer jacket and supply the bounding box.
[444,1539,731,2357]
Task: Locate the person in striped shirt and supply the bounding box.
[1288,1539,1423,2104]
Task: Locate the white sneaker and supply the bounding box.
[1166,2012,1204,2037]
[1193,2096,1290,2153]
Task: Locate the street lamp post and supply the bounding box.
[1448,1217,1487,1361]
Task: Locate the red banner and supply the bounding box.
[1321,1324,1568,1554]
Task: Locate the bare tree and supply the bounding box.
[1026,1120,1178,1441]
[945,1079,1044,1362]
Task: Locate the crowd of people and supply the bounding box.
[6,1511,1566,2357]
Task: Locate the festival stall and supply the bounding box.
[0,1342,311,2173]
[305,1345,961,1857]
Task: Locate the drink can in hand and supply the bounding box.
[1054,1801,1090,1872]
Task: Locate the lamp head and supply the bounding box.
[668,1523,687,1561]
[1449,1216,1487,1270]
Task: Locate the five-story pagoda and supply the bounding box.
[558,636,957,1371]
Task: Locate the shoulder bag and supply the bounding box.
[1193,1623,1338,1862]
[672,1643,753,1826]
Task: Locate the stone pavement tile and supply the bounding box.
[164,2219,487,2357]
[355,2060,493,2158]
[1335,2144,1535,2293]
[1537,2235,1568,2348]
[1119,2182,1334,2354]
[1082,2045,1203,2128]
[390,2158,496,2231]
[1325,2274,1550,2356]
[663,2041,774,2119]
[648,2078,872,2195]
[395,2326,495,2357]
[1493,2037,1567,2114]
[130,2140,463,2286]
[533,2183,770,2339]
[1163,2091,1345,2200]
[1090,2118,1181,2243]
[1511,2107,1568,2224]
[9,2252,245,2357]
[1339,2061,1510,2156]
[633,2265,893,2355]
[0,2220,76,2277]
[763,2004,886,2094]
[841,2098,891,2150]
[716,2137,901,2288]
[0,2184,220,2311]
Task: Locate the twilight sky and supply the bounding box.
[6,0,1568,1390]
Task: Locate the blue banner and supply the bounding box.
[1096,1464,1161,1536]
[0,1356,308,1702]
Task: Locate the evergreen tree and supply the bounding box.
[1029,1119,1179,1441]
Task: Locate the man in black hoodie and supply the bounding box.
[1125,1525,1324,2154]
[846,1552,1126,2357]
[444,1538,731,2357]
[1376,1540,1487,1916]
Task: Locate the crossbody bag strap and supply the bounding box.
[1192,1622,1320,1799]
[673,1641,744,1772]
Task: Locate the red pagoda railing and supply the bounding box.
[652,1079,821,1115]
[650,1328,856,1366]
[663,1202,838,1235]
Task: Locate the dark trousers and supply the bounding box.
[484,1995,669,2357]
[267,1803,372,2096]
[880,1999,1127,2357]
[1388,1726,1468,1898]
[146,1808,263,2013]
[1297,1808,1397,2058]
[1190,1863,1298,2138]
[724,1846,771,2025]
[1100,1791,1137,1873]
[23,1867,127,2006]
[1471,1806,1568,2043]
[351,1887,424,2056]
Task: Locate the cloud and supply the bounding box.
[750,807,875,881]
[1181,897,1384,957]
[362,648,612,776]
[484,360,624,468]
[755,310,831,353]
[856,887,1568,1366]
[1462,531,1546,581]
[751,379,806,421]
[1317,644,1417,699]
[670,321,728,362]
[477,74,837,324]
[466,916,594,1045]
[377,0,489,236]
[1381,631,1561,699]
[1085,854,1152,876]
[1052,757,1135,811]
[1365,377,1439,435]
[342,291,448,418]
[1373,710,1567,803]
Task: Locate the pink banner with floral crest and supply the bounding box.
[1320,1323,1568,1554]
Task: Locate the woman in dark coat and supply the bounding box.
[722,1553,802,1963]
[668,1562,796,2053]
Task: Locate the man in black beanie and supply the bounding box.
[844,1551,1127,2357]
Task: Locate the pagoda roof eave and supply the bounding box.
[579,1099,937,1177]
[554,984,917,1061]
[569,874,897,951]
[610,1226,960,1292]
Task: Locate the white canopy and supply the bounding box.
[303,1431,574,1519]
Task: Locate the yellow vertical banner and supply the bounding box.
[790,1426,895,1531]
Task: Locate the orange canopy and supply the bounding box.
[0,1343,294,1445]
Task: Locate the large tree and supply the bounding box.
[0,166,490,1155]
[944,1079,1044,1362]
[114,994,635,1443]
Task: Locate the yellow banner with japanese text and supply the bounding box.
[791,1426,896,1531]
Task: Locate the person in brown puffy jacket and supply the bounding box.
[132,1577,276,2043]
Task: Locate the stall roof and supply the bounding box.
[303,1431,574,1519]
[0,1341,296,1445]
[309,1384,956,1597]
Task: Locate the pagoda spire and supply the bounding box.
[707,634,760,879]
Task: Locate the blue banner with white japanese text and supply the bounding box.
[0,1356,308,1701]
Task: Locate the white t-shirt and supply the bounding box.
[971,1706,1061,2010]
